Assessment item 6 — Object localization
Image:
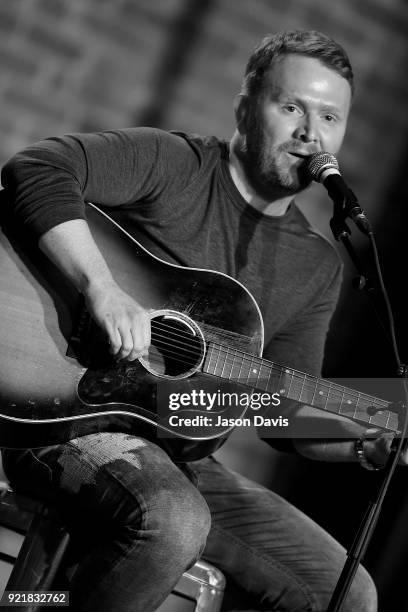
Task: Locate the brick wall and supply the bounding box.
[0,0,406,462]
[0,0,407,232]
[0,0,407,494]
[1,2,407,605]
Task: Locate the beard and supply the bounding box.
[239,109,313,198]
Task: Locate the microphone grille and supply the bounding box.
[306,152,339,183]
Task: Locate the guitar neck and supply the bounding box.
[203,343,399,433]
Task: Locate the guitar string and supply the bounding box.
[150,321,389,409]
[149,323,391,407]
[147,332,392,417]
[151,318,252,344]
[150,323,390,413]
[211,344,392,412]
[106,315,393,420]
[150,323,389,405]
[150,320,261,360]
[127,343,396,429]
[150,324,202,352]
[150,321,225,349]
[144,355,395,430]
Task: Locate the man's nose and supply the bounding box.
[294,115,319,144]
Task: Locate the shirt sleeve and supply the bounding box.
[1,128,200,237]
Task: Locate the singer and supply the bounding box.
[2,30,396,612]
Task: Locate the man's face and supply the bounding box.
[241,54,352,196]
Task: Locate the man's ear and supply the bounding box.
[233,94,250,135]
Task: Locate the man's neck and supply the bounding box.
[228,139,294,217]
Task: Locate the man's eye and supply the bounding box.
[324,114,336,122]
[285,105,297,112]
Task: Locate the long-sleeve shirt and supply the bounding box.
[2,127,342,448]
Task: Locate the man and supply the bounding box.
[2,30,391,612]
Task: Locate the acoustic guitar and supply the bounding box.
[0,201,400,461]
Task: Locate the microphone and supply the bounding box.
[306,152,372,235]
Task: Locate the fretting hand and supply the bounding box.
[364,430,408,467]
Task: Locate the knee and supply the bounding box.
[258,560,377,612]
[104,466,210,572]
[150,480,211,564]
[312,563,377,612]
[69,433,212,565]
[342,564,377,612]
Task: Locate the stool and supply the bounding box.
[157,560,225,612]
[0,485,225,611]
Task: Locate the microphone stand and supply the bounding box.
[326,196,408,612]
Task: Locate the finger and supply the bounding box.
[127,310,151,360]
[141,311,151,356]
[117,326,135,360]
[105,320,122,355]
[128,324,148,361]
[365,428,386,438]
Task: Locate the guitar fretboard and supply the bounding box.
[204,343,400,433]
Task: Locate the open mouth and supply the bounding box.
[286,152,308,165]
[288,151,309,159]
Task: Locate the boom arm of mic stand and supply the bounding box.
[329,195,352,242]
[329,196,373,292]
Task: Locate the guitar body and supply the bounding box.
[0,202,263,460]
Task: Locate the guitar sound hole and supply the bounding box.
[143,313,204,378]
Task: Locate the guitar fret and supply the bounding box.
[206,344,215,375]
[286,369,294,399]
[313,382,328,410]
[234,349,244,380]
[249,356,261,384]
[227,348,237,379]
[245,356,251,384]
[299,375,316,405]
[228,348,238,380]
[311,377,317,406]
[298,374,306,403]
[275,364,285,397]
[258,362,271,393]
[203,342,400,434]
[220,348,229,378]
[254,361,261,387]
[265,363,272,393]
[236,350,244,381]
[329,384,344,415]
[324,383,331,411]
[222,347,235,380]
[214,344,221,377]
[247,356,254,384]
[339,390,358,415]
[339,388,345,415]
[354,393,361,422]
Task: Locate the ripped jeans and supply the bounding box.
[2,433,377,612]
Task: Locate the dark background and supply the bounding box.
[0,1,407,609]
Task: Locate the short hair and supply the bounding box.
[242,30,354,99]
